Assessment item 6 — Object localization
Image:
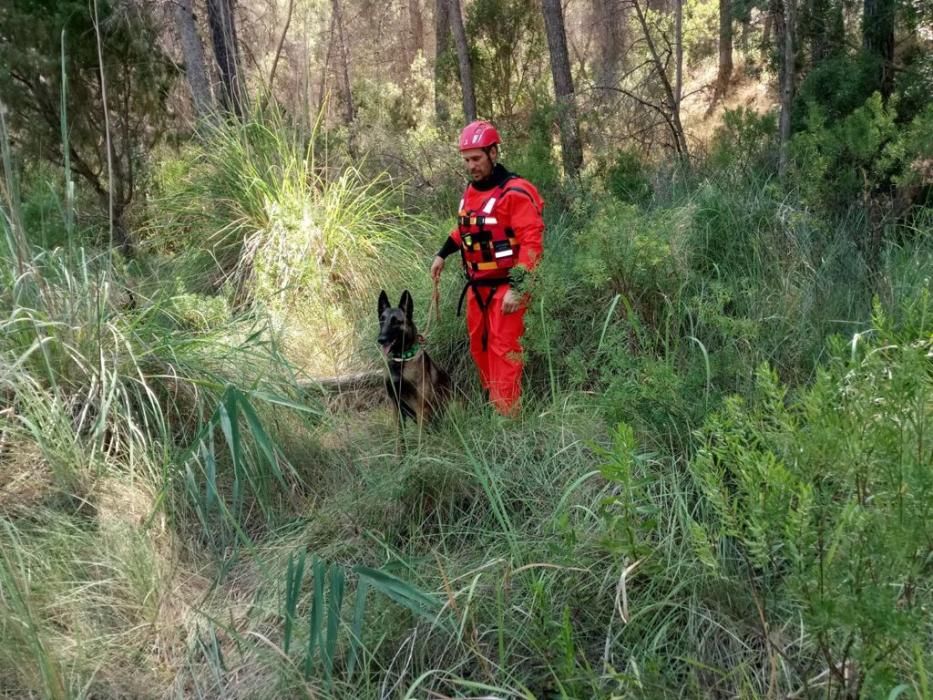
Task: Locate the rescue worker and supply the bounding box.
[430,120,545,415]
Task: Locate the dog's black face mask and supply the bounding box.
[377,290,417,357]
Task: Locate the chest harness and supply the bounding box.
[456,176,539,351]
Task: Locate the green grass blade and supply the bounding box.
[304,556,326,680]
[283,549,306,655]
[355,565,441,624]
[323,563,345,684]
[345,577,370,680]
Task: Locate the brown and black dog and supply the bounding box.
[377,290,451,426]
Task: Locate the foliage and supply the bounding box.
[790,95,933,217]
[465,0,548,120]
[794,54,883,127]
[707,106,779,180]
[2,3,933,693]
[684,0,720,62]
[0,0,175,234]
[689,320,932,695]
[604,148,653,204]
[145,111,434,375]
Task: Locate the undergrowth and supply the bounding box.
[1,109,930,699]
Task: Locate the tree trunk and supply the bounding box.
[409,0,425,62]
[172,0,214,120]
[717,0,733,94]
[777,0,795,179]
[674,0,684,110]
[542,0,583,177]
[447,0,477,122]
[434,0,451,122]
[332,0,355,124]
[318,10,335,113]
[206,0,246,118]
[268,0,295,93]
[592,0,625,91]
[863,0,894,98]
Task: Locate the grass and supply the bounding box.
[1,108,930,698]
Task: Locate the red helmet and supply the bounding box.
[459,120,501,151]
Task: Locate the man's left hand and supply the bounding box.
[502,288,524,314]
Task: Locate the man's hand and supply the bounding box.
[430,256,445,282]
[501,288,524,313]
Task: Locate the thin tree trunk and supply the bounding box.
[778,0,795,179]
[863,0,894,97]
[447,0,476,122]
[674,0,684,109]
[173,0,214,120]
[434,0,451,122]
[542,0,583,177]
[318,11,335,112]
[268,0,295,93]
[717,0,733,94]
[206,0,246,118]
[332,0,354,124]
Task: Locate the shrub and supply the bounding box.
[689,314,932,696]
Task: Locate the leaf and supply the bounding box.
[238,390,288,490]
[323,563,346,684]
[283,549,306,655]
[304,556,326,680]
[346,577,370,680]
[886,684,912,700]
[355,565,441,625]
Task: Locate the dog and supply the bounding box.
[377,289,451,426]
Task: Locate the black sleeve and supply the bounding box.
[437,236,458,259]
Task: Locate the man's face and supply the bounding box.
[462,147,496,181]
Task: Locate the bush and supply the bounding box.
[604,149,653,205]
[594,284,932,696]
[707,107,778,180]
[689,314,932,695]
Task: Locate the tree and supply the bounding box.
[172,0,214,120]
[777,0,795,178]
[717,0,733,96]
[206,0,247,118]
[863,0,895,97]
[434,0,452,122]
[332,0,355,124]
[447,0,477,122]
[409,0,425,65]
[592,0,626,92]
[0,0,174,252]
[466,0,546,119]
[674,0,684,112]
[541,0,583,177]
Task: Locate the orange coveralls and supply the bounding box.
[440,166,545,414]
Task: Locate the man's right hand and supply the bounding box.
[430,256,445,282]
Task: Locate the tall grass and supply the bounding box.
[0,117,333,693]
[145,108,438,377]
[1,94,930,698]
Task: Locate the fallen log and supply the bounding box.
[297,369,383,394]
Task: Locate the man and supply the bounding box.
[430,120,545,415]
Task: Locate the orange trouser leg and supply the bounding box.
[466,286,525,414]
[466,289,492,390]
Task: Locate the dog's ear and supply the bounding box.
[378,290,390,318]
[399,290,414,320]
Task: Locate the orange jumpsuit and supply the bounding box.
[438,165,544,414]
